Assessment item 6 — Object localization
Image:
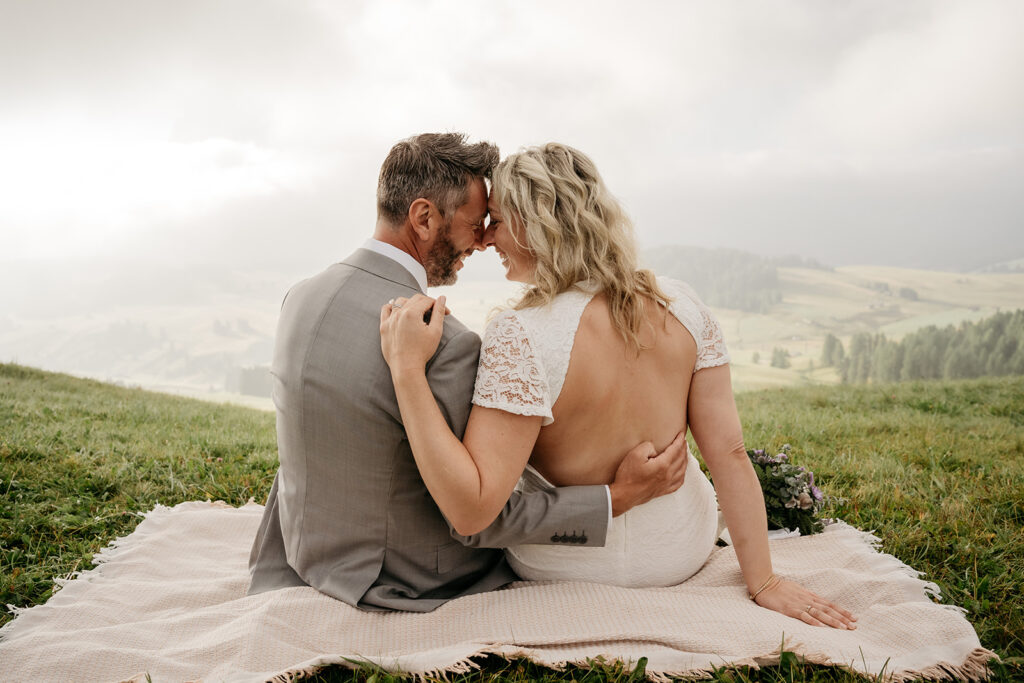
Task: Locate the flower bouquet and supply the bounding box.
[747,444,834,536]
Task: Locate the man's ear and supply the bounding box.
[408,198,435,242]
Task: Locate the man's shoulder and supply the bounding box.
[283,258,416,309]
[441,311,475,340]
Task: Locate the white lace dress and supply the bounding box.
[472,277,731,587]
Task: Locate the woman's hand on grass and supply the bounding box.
[755,577,858,630]
[380,295,447,374]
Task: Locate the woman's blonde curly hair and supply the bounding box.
[492,143,671,351]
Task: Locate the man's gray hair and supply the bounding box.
[376,133,499,225]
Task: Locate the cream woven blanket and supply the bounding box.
[0,501,995,682]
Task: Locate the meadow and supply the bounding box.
[1,362,1022,681]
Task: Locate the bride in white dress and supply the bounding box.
[473,275,724,587]
[381,143,855,629]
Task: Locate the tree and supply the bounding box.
[751,351,760,364]
[771,347,791,369]
[821,334,844,366]
[898,287,919,301]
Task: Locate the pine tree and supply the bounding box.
[821,334,844,366]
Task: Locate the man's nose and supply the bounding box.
[474,225,496,251]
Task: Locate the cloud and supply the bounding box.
[0,0,1021,273]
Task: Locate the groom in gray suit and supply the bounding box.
[247,133,686,612]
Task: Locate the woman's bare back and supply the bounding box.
[531,293,698,487]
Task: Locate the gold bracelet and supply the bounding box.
[749,573,779,601]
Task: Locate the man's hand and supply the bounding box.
[609,431,689,516]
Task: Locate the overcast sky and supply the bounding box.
[2,0,1023,291]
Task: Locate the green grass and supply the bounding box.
[2,362,1022,681]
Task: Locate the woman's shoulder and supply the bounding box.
[654,276,707,326]
[655,275,704,306]
[654,276,731,370]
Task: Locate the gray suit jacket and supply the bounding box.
[247,249,609,612]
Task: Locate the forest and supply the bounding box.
[820,309,1024,383]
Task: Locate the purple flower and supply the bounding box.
[811,485,823,501]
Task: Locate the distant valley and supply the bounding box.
[2,248,1022,406]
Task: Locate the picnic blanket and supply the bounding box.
[0,501,995,682]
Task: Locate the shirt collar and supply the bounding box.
[362,239,428,293]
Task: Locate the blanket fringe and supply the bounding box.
[261,651,486,683]
[826,522,960,607]
[884,646,997,682]
[254,643,998,683]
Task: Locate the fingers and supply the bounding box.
[664,434,689,492]
[757,579,857,630]
[815,599,857,629]
[380,295,434,320]
[428,295,447,332]
[669,453,687,491]
[403,294,435,317]
[805,590,857,629]
[799,606,845,629]
[826,599,857,622]
[670,430,686,452]
[807,603,855,629]
[626,440,656,462]
[657,431,686,460]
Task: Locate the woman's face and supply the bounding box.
[485,191,535,283]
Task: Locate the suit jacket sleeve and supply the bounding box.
[424,326,610,550]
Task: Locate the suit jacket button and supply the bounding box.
[551,534,560,543]
[580,534,588,544]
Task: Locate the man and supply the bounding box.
[247,133,686,612]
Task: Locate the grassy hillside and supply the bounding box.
[1,363,1022,681]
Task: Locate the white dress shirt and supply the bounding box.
[362,239,428,293]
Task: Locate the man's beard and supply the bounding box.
[425,219,463,287]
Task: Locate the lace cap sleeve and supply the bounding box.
[472,310,553,422]
[694,299,730,371]
[658,277,731,372]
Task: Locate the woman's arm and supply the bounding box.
[382,295,541,535]
[396,373,544,535]
[688,364,857,629]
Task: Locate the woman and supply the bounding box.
[380,143,855,629]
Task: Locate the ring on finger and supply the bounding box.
[805,604,814,614]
